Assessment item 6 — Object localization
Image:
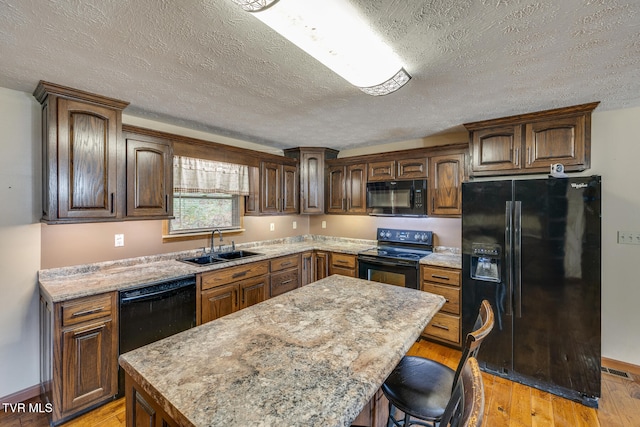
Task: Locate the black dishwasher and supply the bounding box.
[118,276,196,397]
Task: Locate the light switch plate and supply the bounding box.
[617,231,640,245]
[269,223,275,232]
[115,234,124,247]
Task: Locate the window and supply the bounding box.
[168,156,249,235]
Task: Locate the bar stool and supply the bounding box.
[439,356,485,427]
[382,300,494,427]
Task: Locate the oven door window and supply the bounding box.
[368,269,406,287]
[368,188,412,208]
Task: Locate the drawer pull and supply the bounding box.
[280,279,293,285]
[280,262,292,267]
[432,323,450,331]
[431,274,450,280]
[71,307,105,318]
[336,259,350,264]
[73,323,106,337]
[232,271,248,279]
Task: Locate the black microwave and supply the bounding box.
[366,179,428,217]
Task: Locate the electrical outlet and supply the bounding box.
[269,223,275,232]
[114,234,124,247]
[321,221,327,229]
[618,231,640,245]
[292,221,297,230]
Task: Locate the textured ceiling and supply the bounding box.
[1,0,639,151]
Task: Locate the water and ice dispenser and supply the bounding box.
[470,243,501,282]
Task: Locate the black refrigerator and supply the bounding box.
[461,176,601,407]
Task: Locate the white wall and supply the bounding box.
[0,87,41,398]
[590,106,640,366]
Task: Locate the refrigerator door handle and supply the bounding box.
[505,201,513,316]
[514,201,523,318]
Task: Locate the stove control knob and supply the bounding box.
[414,233,420,241]
[421,234,429,242]
[385,231,391,238]
[379,230,386,238]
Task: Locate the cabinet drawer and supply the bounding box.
[61,293,114,327]
[270,269,300,297]
[270,254,300,272]
[422,282,460,315]
[201,261,269,291]
[424,312,460,345]
[331,253,356,269]
[421,266,460,286]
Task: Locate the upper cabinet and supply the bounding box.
[429,152,466,216]
[367,158,428,182]
[259,161,298,214]
[464,102,599,177]
[122,127,173,219]
[284,148,338,214]
[34,81,129,223]
[326,162,367,214]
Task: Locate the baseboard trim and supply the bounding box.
[602,357,640,377]
[0,384,40,405]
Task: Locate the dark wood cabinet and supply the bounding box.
[329,253,357,277]
[125,372,178,427]
[465,102,599,177]
[34,81,129,223]
[284,148,338,214]
[301,251,314,285]
[351,388,389,427]
[315,251,330,280]
[244,166,260,215]
[367,158,427,182]
[40,291,118,425]
[326,162,367,214]
[259,161,298,214]
[123,130,173,218]
[198,261,269,325]
[429,153,465,216]
[270,254,301,297]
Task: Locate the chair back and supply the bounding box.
[440,357,485,427]
[451,300,494,392]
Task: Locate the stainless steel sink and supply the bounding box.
[214,250,262,260]
[178,250,262,265]
[178,255,228,266]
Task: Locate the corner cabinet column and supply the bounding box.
[34,81,129,223]
[284,147,338,214]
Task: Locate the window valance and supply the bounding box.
[174,156,249,196]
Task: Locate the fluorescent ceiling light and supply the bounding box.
[230,0,411,96]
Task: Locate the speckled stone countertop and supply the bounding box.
[119,275,445,427]
[38,235,377,302]
[421,251,462,269]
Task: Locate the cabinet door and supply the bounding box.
[281,164,298,213]
[524,115,586,170]
[300,151,325,214]
[326,166,346,213]
[367,160,395,181]
[346,163,367,213]
[429,153,465,216]
[239,276,268,309]
[301,251,314,286]
[57,98,119,219]
[62,318,116,412]
[260,161,281,213]
[244,166,260,215]
[315,251,329,280]
[126,137,172,218]
[397,158,428,179]
[470,126,521,173]
[201,284,238,324]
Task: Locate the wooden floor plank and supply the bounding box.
[509,381,533,427]
[484,375,513,427]
[530,388,555,427]
[551,395,577,427]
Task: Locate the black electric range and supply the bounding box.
[358,228,433,289]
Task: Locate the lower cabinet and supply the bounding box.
[329,252,357,277]
[420,265,462,348]
[351,388,390,427]
[40,292,118,425]
[270,254,301,297]
[125,372,178,427]
[301,251,314,285]
[198,261,269,325]
[315,251,330,280]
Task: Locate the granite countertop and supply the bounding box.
[421,251,462,269]
[118,275,446,427]
[38,235,377,302]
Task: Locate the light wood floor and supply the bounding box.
[2,340,638,426]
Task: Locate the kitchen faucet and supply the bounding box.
[210,229,223,253]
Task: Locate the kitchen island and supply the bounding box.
[119,275,445,427]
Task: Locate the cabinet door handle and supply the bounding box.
[110,193,114,214]
[71,307,104,318]
[165,195,168,213]
[527,147,531,165]
[73,322,106,337]
[232,271,248,279]
[432,323,450,331]
[514,147,519,166]
[431,274,450,281]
